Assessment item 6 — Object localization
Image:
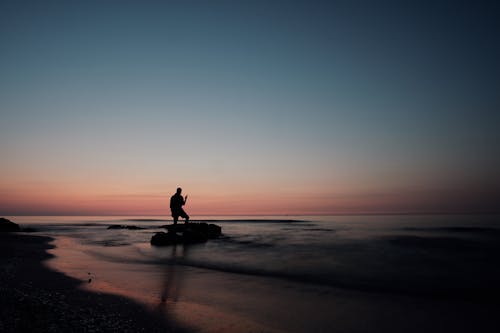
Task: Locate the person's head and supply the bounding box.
[176,187,182,194]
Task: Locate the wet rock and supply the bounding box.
[164,222,222,239]
[207,223,222,238]
[151,222,222,246]
[150,231,181,246]
[182,229,208,244]
[0,218,21,232]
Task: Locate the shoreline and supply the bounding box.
[0,232,188,333]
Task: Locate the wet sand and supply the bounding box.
[0,232,187,333]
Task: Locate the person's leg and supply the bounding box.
[173,215,178,225]
[180,209,189,224]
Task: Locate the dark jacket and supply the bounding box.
[170,193,185,213]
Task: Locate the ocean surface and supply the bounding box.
[9,215,500,332]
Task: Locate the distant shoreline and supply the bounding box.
[0,232,187,332]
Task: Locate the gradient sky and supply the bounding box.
[1,0,499,215]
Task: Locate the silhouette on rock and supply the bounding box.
[0,218,20,232]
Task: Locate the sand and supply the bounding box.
[0,232,188,333]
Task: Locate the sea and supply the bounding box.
[8,215,500,332]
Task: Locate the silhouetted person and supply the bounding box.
[170,187,189,225]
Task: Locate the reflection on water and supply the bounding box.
[160,244,186,304]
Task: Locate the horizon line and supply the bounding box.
[3,212,499,217]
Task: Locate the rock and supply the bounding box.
[151,222,222,246]
[164,224,182,232]
[22,227,38,232]
[164,222,222,239]
[126,225,144,230]
[0,217,21,232]
[150,231,182,246]
[207,224,222,238]
[107,225,122,230]
[107,225,144,230]
[182,229,207,244]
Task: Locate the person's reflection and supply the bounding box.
[159,243,190,306]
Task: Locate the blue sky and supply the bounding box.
[1,0,499,215]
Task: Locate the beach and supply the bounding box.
[0,232,187,333]
[2,215,500,332]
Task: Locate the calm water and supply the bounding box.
[9,215,500,332]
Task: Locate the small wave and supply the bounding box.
[37,223,103,228]
[217,236,275,248]
[75,223,105,227]
[402,226,500,235]
[279,226,334,232]
[174,257,500,303]
[90,240,131,247]
[301,228,335,232]
[383,235,481,251]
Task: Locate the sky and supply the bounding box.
[1,0,499,215]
